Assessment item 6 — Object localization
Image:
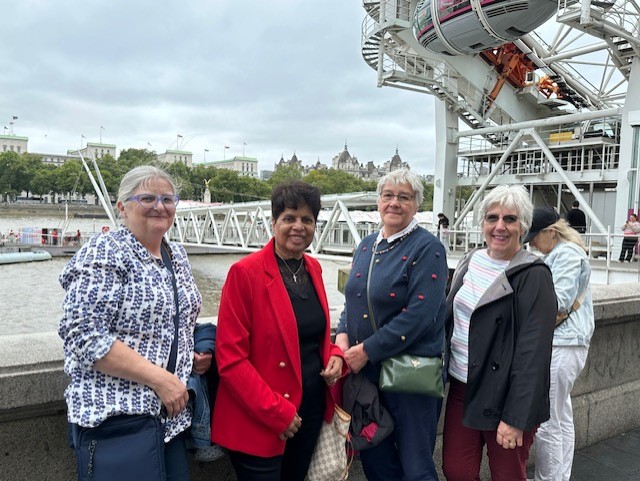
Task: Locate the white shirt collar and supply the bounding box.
[376,218,419,244]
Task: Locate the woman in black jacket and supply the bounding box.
[442,185,557,481]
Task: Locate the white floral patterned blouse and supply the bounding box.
[58,227,202,442]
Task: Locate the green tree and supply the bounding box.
[303,169,364,195]
[236,175,271,203]
[117,148,157,171]
[421,181,434,211]
[54,160,90,198]
[0,151,21,199]
[268,165,303,186]
[31,163,58,198]
[205,169,248,203]
[163,161,194,200]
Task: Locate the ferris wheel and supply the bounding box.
[361,0,640,231]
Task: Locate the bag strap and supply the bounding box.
[160,240,180,374]
[571,287,588,313]
[366,244,378,333]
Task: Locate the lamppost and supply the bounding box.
[204,148,209,162]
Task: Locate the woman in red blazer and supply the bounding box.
[212,181,346,481]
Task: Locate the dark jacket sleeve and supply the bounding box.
[502,263,556,431]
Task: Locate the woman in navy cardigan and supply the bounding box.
[336,169,449,481]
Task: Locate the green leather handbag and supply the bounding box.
[379,354,444,398]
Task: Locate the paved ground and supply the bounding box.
[192,428,640,480]
[567,428,640,481]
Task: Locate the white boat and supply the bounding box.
[0,250,53,265]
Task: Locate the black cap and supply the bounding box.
[524,207,560,244]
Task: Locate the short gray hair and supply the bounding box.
[117,165,179,205]
[479,185,533,240]
[376,169,424,206]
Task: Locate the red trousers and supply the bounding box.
[442,378,536,481]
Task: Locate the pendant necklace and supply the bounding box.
[277,254,305,283]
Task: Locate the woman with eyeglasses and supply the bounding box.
[442,185,556,481]
[59,165,206,481]
[335,169,449,480]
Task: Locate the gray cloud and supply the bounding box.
[1,0,436,173]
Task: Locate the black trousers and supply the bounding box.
[229,393,325,481]
[619,236,638,261]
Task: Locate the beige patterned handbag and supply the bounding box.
[305,405,352,481]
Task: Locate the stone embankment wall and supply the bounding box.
[0,283,639,480]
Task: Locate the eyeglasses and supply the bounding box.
[126,194,180,209]
[380,192,414,205]
[484,213,519,224]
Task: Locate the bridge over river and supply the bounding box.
[169,193,640,285]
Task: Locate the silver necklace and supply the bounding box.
[277,255,305,283]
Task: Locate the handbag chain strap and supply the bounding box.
[160,241,180,374]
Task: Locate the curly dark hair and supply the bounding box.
[271,181,321,221]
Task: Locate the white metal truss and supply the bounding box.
[167,192,379,254]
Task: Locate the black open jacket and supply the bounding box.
[445,248,557,432]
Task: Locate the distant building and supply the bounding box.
[158,149,193,167]
[307,158,329,172]
[72,142,117,160]
[275,152,303,171]
[382,147,410,173]
[332,143,361,176]
[331,144,410,180]
[0,134,28,154]
[38,152,81,167]
[260,170,274,181]
[202,156,259,178]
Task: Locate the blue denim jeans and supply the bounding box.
[359,390,442,481]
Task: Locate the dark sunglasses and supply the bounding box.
[484,214,519,224]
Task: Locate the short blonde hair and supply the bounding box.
[547,219,587,252]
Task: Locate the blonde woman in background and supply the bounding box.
[525,207,595,481]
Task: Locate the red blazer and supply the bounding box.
[211,239,346,457]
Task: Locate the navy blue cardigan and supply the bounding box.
[336,227,448,380]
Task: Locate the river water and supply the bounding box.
[0,215,350,336]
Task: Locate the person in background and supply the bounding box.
[437,212,451,250]
[59,165,207,481]
[525,207,594,481]
[336,169,448,481]
[212,180,346,481]
[565,200,586,234]
[618,213,640,262]
[442,185,557,481]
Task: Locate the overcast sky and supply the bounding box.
[1,0,437,175]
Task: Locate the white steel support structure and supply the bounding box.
[360,0,640,234]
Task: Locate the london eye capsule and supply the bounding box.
[413,0,557,56]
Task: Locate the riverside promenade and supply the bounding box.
[1,281,639,480]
